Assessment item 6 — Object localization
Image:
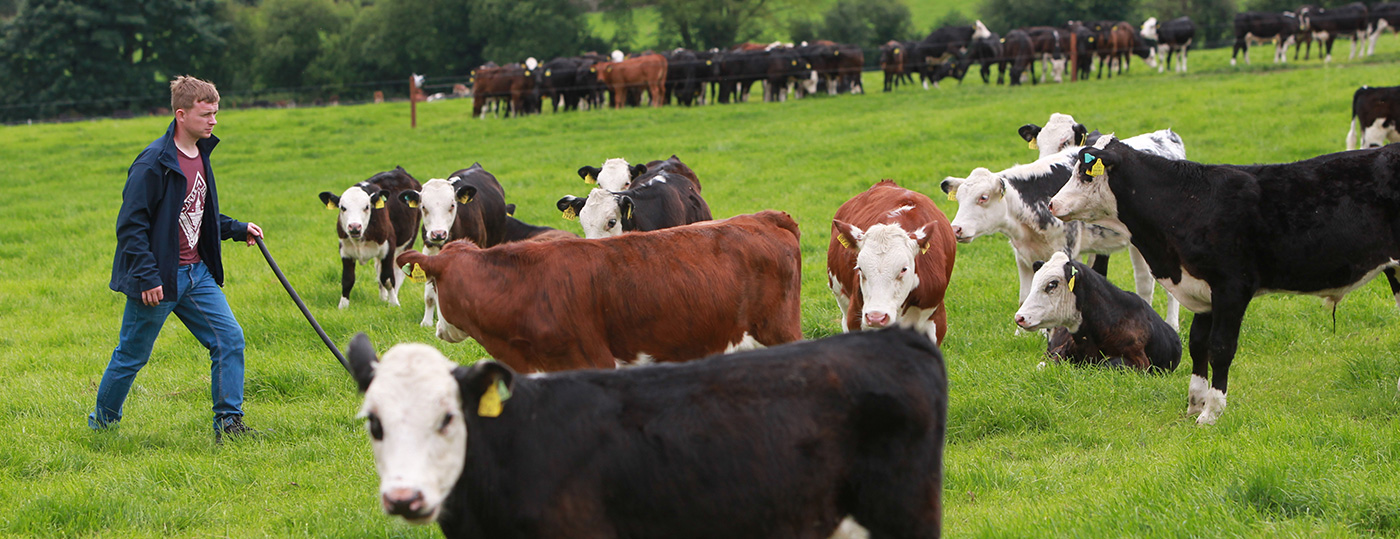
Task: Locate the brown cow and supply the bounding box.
[397,211,803,372]
[596,54,668,108]
[828,180,956,344]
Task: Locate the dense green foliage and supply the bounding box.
[2,47,1399,537]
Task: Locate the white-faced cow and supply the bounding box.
[344,328,946,539]
[317,167,421,309]
[397,211,802,372]
[828,180,956,345]
[1141,16,1195,73]
[556,173,711,239]
[578,158,649,192]
[1016,252,1181,372]
[1346,85,1400,150]
[1049,139,1400,424]
[1231,11,1298,66]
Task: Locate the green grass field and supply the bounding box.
[3,46,1400,538]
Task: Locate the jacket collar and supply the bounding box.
[157,119,221,171]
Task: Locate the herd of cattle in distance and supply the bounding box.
[316,96,1400,535]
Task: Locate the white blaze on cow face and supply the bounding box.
[836,221,935,330]
[338,184,375,240]
[1036,113,1081,157]
[358,344,467,525]
[1140,17,1159,41]
[594,158,635,192]
[417,179,459,246]
[578,188,624,239]
[944,168,1011,243]
[1014,252,1082,333]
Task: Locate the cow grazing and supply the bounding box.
[1141,16,1195,73]
[577,158,648,192]
[960,33,1005,85]
[596,54,668,108]
[344,327,947,539]
[1300,3,1371,62]
[1000,30,1037,86]
[1048,139,1400,424]
[1367,2,1400,55]
[662,48,705,106]
[1232,11,1298,66]
[396,211,803,372]
[1015,252,1181,372]
[910,22,990,89]
[318,167,422,309]
[828,180,956,345]
[1026,27,1066,83]
[1346,85,1400,150]
[556,172,712,239]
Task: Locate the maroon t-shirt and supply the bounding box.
[176,149,208,265]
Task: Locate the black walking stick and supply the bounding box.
[253,235,351,374]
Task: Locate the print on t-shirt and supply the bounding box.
[177,152,207,265]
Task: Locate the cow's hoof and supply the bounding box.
[338,297,349,309]
[1186,374,1208,415]
[1195,388,1226,425]
[420,316,435,328]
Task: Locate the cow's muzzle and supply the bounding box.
[383,488,435,522]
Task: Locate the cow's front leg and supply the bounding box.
[339,257,355,309]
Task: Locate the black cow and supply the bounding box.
[346,328,947,539]
[557,171,712,239]
[1049,139,1400,425]
[641,154,702,191]
[910,23,986,89]
[539,57,588,112]
[1002,29,1037,86]
[960,33,1004,85]
[1347,85,1400,150]
[1141,16,1195,73]
[716,49,769,103]
[318,167,422,310]
[763,47,816,102]
[1232,11,1298,66]
[1369,2,1400,54]
[1300,3,1371,62]
[663,48,704,106]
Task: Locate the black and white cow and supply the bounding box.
[1048,139,1400,424]
[578,158,649,192]
[1299,3,1371,63]
[1346,85,1400,150]
[344,328,947,538]
[641,154,701,191]
[1015,252,1181,372]
[1231,11,1298,66]
[1001,29,1037,86]
[556,172,711,238]
[318,167,422,309]
[397,163,508,327]
[1141,16,1195,73]
[1367,2,1400,55]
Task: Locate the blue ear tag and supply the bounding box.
[1084,154,1096,164]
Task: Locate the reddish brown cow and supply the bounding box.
[596,54,669,108]
[397,211,803,373]
[828,180,956,344]
[470,65,509,118]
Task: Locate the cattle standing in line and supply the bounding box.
[397,211,803,372]
[1026,26,1067,83]
[1141,16,1195,73]
[960,32,1005,85]
[1049,139,1400,425]
[1016,252,1181,372]
[1002,30,1037,86]
[1346,85,1400,150]
[716,49,768,103]
[596,54,668,108]
[344,327,946,539]
[1232,11,1298,66]
[762,47,818,102]
[910,22,990,89]
[828,180,957,345]
[1367,2,1400,54]
[1300,3,1371,62]
[468,64,508,119]
[539,57,592,112]
[662,48,705,106]
[578,158,648,192]
[556,172,712,239]
[1064,23,1097,81]
[318,167,422,309]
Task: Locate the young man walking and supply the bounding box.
[92,76,264,443]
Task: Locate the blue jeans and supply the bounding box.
[90,262,246,430]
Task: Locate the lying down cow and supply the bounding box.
[345,327,947,538]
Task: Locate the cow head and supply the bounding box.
[322,184,385,240]
[572,188,632,239]
[1013,252,1083,332]
[578,158,646,191]
[344,334,515,526]
[941,168,1011,243]
[1140,17,1159,41]
[556,194,587,223]
[1050,139,1120,222]
[831,219,939,329]
[401,179,473,248]
[1022,113,1089,157]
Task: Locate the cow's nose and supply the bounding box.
[383,488,425,516]
[951,225,963,238]
[348,223,363,232]
[865,312,891,327]
[1047,201,1057,214]
[1014,314,1027,327]
[430,230,448,241]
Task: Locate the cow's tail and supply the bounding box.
[396,249,450,279]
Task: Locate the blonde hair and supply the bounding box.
[170,76,219,112]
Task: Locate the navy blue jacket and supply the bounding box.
[110,120,248,299]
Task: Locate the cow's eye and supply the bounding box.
[1045,281,1058,293]
[367,413,384,441]
[438,413,453,433]
[339,206,346,212]
[978,194,989,203]
[363,205,370,211]
[607,219,617,228]
[900,267,909,276]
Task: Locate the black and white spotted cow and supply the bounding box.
[1367,2,1400,55]
[1141,16,1195,73]
[1019,113,1187,161]
[1345,85,1400,150]
[1299,3,1371,63]
[344,328,948,539]
[556,172,712,238]
[317,167,422,309]
[1015,252,1181,372]
[577,158,648,192]
[1048,139,1400,424]
[1231,11,1298,66]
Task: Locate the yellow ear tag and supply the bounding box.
[1089,160,1105,177]
[1068,275,1077,292]
[562,207,577,221]
[545,69,552,77]
[326,201,336,210]
[406,199,419,209]
[837,234,852,249]
[706,60,712,65]
[410,264,426,284]
[1028,139,1038,150]
[894,48,900,54]
[1079,133,1088,145]
[920,244,929,255]
[374,198,385,210]
[946,188,958,202]
[585,174,596,184]
[457,194,473,204]
[478,380,508,417]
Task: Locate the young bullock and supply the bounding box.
[317,167,421,309]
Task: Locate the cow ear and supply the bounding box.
[629,163,647,179]
[455,361,517,418]
[618,196,635,225]
[939,177,964,201]
[1079,148,1117,178]
[1032,261,1045,272]
[578,166,601,185]
[1018,123,1042,143]
[456,185,478,204]
[319,191,340,210]
[504,203,516,217]
[399,190,421,209]
[1073,123,1089,146]
[911,222,940,255]
[344,333,378,393]
[832,219,864,249]
[370,191,387,210]
[556,196,584,220]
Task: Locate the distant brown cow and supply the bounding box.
[470,64,510,118]
[397,211,803,372]
[596,54,668,108]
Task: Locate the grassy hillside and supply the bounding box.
[2,47,1399,538]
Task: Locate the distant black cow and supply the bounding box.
[958,33,1004,85]
[910,22,989,89]
[1049,139,1400,425]
[763,47,817,101]
[318,167,422,310]
[557,171,711,238]
[346,327,947,539]
[1346,85,1400,150]
[1232,11,1298,65]
[1002,29,1037,86]
[716,49,768,103]
[539,57,587,112]
[663,48,704,106]
[1368,2,1400,54]
[1299,3,1371,62]
[1141,16,1195,73]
